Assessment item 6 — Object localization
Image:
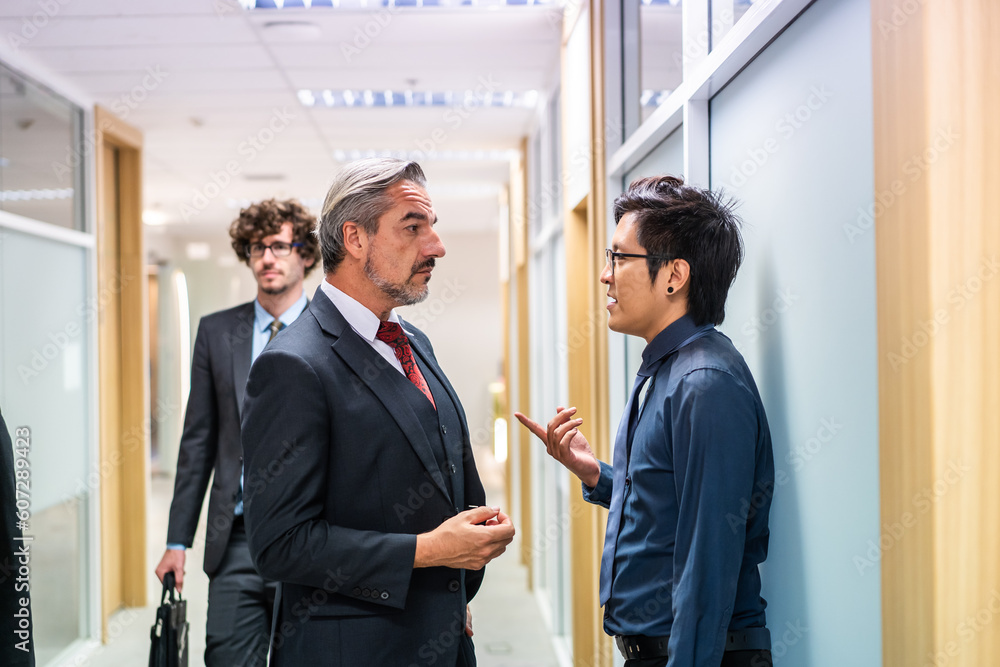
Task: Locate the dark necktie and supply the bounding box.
[599,372,649,605]
[375,321,436,409]
[268,320,285,342]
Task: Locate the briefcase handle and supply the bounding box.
[161,571,183,605]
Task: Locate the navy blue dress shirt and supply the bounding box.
[583,315,774,666]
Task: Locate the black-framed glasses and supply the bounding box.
[605,248,674,276]
[246,241,303,258]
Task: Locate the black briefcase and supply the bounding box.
[149,572,189,667]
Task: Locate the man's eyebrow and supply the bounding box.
[400,211,438,224]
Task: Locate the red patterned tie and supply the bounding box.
[375,321,436,409]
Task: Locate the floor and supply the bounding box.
[76,450,560,667]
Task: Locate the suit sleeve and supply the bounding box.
[165,319,220,547]
[241,347,417,609]
[667,369,757,667]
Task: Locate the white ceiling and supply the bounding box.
[0,0,563,237]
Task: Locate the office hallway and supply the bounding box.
[74,452,560,667]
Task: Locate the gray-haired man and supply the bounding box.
[241,158,514,666]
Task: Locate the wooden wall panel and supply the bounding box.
[874,1,1000,664]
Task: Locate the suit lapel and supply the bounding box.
[407,332,470,441]
[232,303,255,418]
[310,289,451,501]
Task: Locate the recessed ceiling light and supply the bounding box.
[331,148,518,162]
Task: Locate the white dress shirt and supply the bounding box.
[319,281,410,376]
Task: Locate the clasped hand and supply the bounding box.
[415,506,515,570]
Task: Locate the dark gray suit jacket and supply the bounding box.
[166,302,256,575]
[241,287,486,666]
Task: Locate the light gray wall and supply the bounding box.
[710,0,880,663]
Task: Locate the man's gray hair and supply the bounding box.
[317,158,427,272]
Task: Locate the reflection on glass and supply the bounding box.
[639,0,684,124]
[0,63,84,230]
[711,0,757,49]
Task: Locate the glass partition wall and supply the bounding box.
[0,61,93,665]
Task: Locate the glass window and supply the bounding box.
[711,0,757,49]
[0,63,85,231]
[1,229,92,664]
[639,0,684,124]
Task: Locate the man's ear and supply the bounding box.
[342,221,366,260]
[663,258,690,297]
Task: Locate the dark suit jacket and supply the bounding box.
[166,302,256,575]
[1,407,34,666]
[241,287,486,666]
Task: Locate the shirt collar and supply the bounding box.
[254,291,308,333]
[639,314,714,376]
[319,281,402,343]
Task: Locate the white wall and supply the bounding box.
[710,0,880,664]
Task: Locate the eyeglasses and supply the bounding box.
[605,248,674,276]
[246,242,303,258]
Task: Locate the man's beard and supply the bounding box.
[364,247,433,306]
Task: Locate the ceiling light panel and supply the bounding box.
[299,88,538,108]
[242,0,562,9]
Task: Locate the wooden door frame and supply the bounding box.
[94,105,148,637]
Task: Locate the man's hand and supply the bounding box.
[515,407,601,488]
[414,506,515,570]
[155,548,186,593]
[465,605,473,637]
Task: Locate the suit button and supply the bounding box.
[381,591,390,600]
[447,580,460,592]
[353,587,362,596]
[362,588,371,598]
[370,588,380,598]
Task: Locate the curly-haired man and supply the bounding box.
[155,198,320,666]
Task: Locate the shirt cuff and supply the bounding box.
[166,544,186,551]
[581,460,613,508]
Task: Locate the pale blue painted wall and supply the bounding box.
[710,0,880,664]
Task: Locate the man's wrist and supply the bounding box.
[578,461,601,489]
[414,533,436,568]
